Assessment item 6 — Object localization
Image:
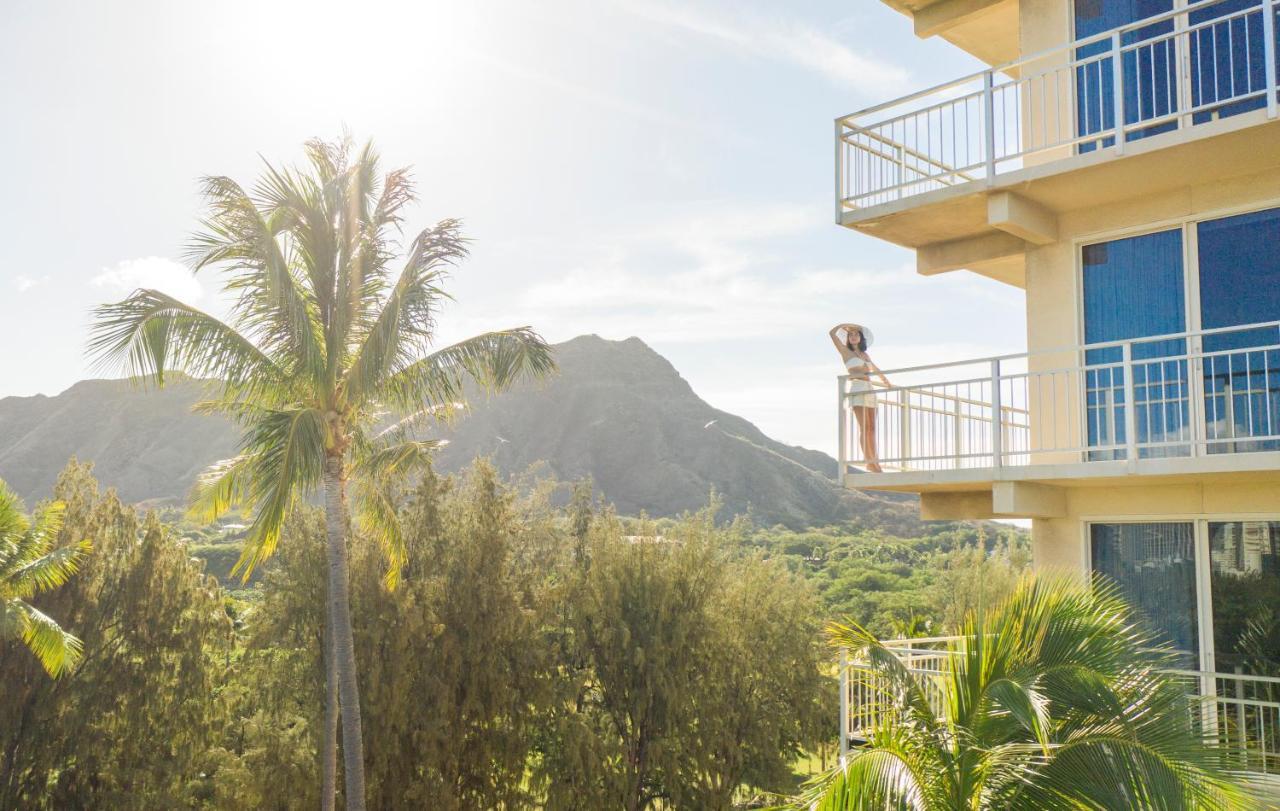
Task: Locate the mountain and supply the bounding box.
[0,336,911,528]
[0,378,238,507]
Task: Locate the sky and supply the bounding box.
[0,0,1026,456]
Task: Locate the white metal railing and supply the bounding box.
[838,321,1280,475]
[838,637,1280,777]
[837,0,1280,213]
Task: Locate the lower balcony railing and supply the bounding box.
[838,637,1280,779]
[838,321,1280,477]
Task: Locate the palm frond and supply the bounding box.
[184,174,326,384]
[348,435,442,589]
[379,328,555,419]
[0,481,27,544]
[8,599,83,677]
[342,221,468,406]
[232,407,328,579]
[88,288,287,398]
[188,454,254,523]
[7,538,88,600]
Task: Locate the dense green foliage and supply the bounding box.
[0,462,229,808]
[2,460,848,809]
[800,578,1252,811]
[736,521,1030,638]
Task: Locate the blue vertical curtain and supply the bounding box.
[1075,0,1178,151]
[1197,207,1280,449]
[1189,0,1268,122]
[1083,229,1188,455]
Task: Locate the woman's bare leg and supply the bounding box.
[864,408,882,472]
[853,406,882,473]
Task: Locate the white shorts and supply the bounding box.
[846,378,874,408]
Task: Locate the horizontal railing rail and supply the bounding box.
[837,321,1280,475]
[838,637,1280,776]
[837,0,1280,213]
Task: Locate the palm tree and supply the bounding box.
[800,576,1255,810]
[0,481,90,677]
[89,138,555,810]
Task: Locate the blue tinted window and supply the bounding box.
[1074,0,1177,150]
[1075,0,1173,39]
[1083,228,1185,360]
[1198,207,1280,342]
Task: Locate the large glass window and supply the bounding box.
[1082,229,1189,458]
[1208,521,1280,676]
[1091,522,1200,666]
[1197,208,1280,452]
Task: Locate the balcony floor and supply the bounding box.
[846,450,1280,494]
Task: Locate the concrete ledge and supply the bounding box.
[992,481,1065,518]
[987,191,1058,245]
[914,0,1006,38]
[921,490,993,520]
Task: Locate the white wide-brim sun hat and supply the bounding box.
[837,325,874,348]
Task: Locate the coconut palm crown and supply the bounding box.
[88,138,554,810]
[0,481,89,677]
[800,576,1256,811]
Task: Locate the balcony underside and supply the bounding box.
[879,0,1020,66]
[841,111,1280,287]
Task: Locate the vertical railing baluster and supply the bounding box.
[1112,31,1126,153]
[991,359,1004,469]
[837,376,848,479]
[953,393,963,469]
[834,119,845,223]
[900,397,911,470]
[839,647,849,764]
[1265,0,1278,118]
[983,71,996,181]
[1123,343,1139,462]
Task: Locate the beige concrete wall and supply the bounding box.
[1032,480,1280,574]
[1017,0,1074,167]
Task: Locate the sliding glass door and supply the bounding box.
[1196,207,1280,453]
[1082,229,1190,459]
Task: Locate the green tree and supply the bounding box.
[801,576,1253,810]
[667,555,829,809]
[927,532,1030,630]
[537,507,828,810]
[89,138,553,809]
[0,480,88,677]
[0,461,230,809]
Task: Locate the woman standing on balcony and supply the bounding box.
[830,323,890,473]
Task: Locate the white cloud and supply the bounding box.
[616,0,911,95]
[13,274,48,293]
[92,256,203,303]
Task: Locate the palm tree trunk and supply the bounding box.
[323,453,366,811]
[321,618,338,811]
